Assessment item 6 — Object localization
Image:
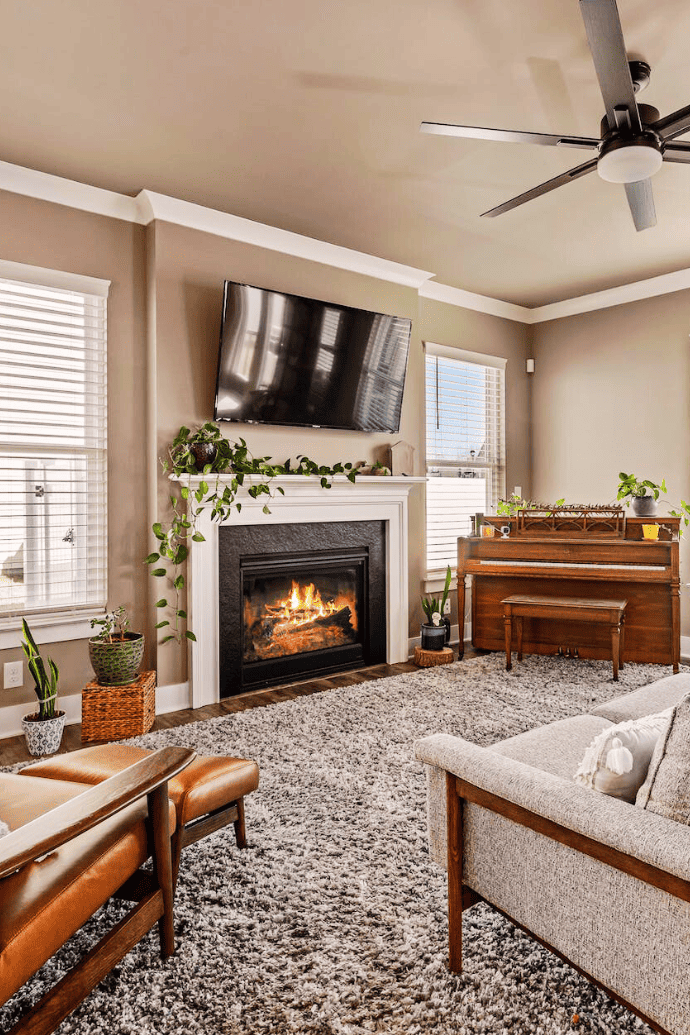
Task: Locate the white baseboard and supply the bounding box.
[0,681,192,741]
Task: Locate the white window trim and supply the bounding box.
[424,341,507,579]
[0,259,110,640]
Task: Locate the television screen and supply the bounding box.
[214,281,412,432]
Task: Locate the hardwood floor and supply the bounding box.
[0,660,424,766]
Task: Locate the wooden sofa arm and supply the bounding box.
[0,746,195,879]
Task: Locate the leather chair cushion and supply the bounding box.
[0,773,175,1004]
[23,745,260,826]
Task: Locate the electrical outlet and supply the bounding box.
[443,598,451,615]
[4,660,23,689]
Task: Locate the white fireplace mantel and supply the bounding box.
[184,475,423,707]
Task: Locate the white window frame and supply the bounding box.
[424,341,506,581]
[0,259,110,647]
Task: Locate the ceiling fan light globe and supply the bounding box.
[597,143,663,184]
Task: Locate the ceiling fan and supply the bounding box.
[421,0,690,230]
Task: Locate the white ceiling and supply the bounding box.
[2,0,690,306]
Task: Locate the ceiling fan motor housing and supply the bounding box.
[597,105,663,183]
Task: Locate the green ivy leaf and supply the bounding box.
[160,634,175,644]
[185,630,197,641]
[151,568,167,577]
[152,522,166,540]
[173,574,184,590]
[155,599,168,608]
[155,620,170,629]
[191,532,205,542]
[144,553,160,564]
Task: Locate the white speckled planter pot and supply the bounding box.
[21,710,66,756]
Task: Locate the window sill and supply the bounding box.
[424,572,459,595]
[0,612,102,649]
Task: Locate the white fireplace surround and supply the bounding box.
[186,474,423,707]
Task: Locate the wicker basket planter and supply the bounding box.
[81,670,156,743]
[88,632,144,686]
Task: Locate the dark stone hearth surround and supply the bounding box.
[218,521,386,695]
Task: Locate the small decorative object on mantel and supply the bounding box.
[388,441,415,476]
[81,670,156,743]
[88,606,144,686]
[20,619,65,756]
[642,523,660,540]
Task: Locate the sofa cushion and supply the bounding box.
[490,714,612,779]
[591,671,690,724]
[22,745,260,827]
[574,710,672,802]
[637,691,690,822]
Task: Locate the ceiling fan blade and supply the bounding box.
[481,158,598,218]
[420,121,599,149]
[653,103,690,142]
[663,141,690,164]
[579,0,641,133]
[624,180,656,231]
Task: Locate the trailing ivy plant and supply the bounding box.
[147,424,360,644]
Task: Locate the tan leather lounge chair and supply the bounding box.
[0,746,195,1035]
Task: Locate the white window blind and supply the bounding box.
[425,343,506,574]
[0,269,108,620]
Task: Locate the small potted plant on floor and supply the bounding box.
[420,565,452,650]
[20,619,65,756]
[89,606,145,686]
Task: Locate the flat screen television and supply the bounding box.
[214,281,412,432]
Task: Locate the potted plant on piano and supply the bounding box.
[20,619,65,756]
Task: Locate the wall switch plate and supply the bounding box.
[443,598,451,615]
[514,486,522,499]
[4,660,23,689]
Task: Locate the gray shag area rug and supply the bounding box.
[1,653,672,1035]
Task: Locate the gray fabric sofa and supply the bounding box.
[415,671,690,1035]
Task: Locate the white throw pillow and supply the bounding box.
[637,691,690,822]
[0,819,9,838]
[574,709,672,803]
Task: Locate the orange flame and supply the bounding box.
[275,580,338,627]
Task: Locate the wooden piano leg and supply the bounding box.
[516,617,524,661]
[619,616,625,670]
[504,612,513,671]
[611,621,621,681]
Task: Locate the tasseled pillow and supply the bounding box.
[574,710,672,802]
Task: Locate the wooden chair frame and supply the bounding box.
[0,746,195,1035]
[446,772,688,1035]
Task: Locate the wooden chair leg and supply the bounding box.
[446,772,463,973]
[234,798,248,848]
[148,782,175,958]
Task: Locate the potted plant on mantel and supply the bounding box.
[89,606,145,686]
[148,422,362,644]
[20,619,65,756]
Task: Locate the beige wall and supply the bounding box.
[532,291,690,634]
[0,199,532,720]
[0,192,148,712]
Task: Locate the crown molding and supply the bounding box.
[419,280,530,322]
[135,190,435,289]
[2,158,690,318]
[0,160,143,223]
[524,267,690,324]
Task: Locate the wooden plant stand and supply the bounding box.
[414,645,454,668]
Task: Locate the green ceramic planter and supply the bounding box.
[88,632,145,686]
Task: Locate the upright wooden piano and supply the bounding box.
[457,508,680,671]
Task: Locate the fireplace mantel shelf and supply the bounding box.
[174,474,425,490]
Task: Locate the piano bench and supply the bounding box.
[501,594,628,680]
